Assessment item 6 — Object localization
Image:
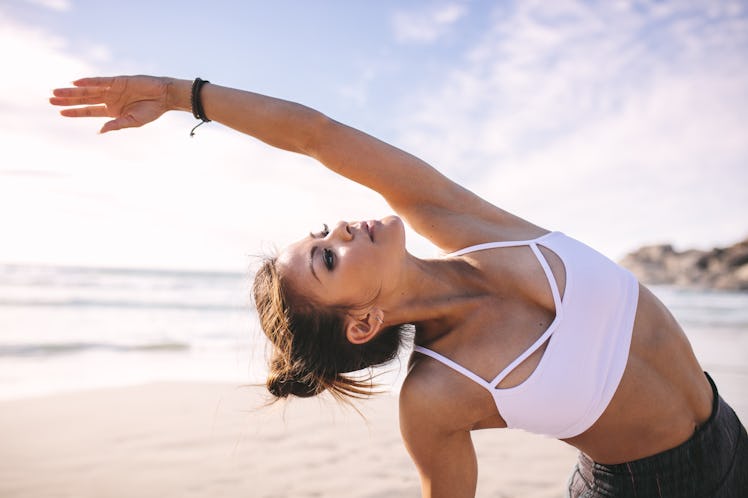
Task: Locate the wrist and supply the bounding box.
[164,78,193,113]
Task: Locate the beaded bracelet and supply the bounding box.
[190,77,211,136]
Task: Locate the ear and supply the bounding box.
[345,309,385,345]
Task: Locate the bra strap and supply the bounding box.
[530,243,563,312]
[488,242,564,387]
[413,346,491,389]
[445,232,557,258]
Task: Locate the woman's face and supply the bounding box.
[276,215,406,310]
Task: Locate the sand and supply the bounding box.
[0,382,579,498]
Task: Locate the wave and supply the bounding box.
[0,263,245,282]
[0,298,247,312]
[0,341,191,357]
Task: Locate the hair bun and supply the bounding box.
[267,373,321,398]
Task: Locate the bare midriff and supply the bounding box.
[561,284,714,464]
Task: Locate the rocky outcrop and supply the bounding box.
[619,237,748,291]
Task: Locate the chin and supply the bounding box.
[381,214,403,227]
[379,214,405,232]
[381,215,406,244]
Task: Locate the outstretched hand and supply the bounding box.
[50,76,171,133]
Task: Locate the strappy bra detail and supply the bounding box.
[443,231,558,257]
[413,231,639,439]
[423,234,564,390]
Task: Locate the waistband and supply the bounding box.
[576,372,745,493]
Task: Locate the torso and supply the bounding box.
[565,284,713,462]
[408,233,713,464]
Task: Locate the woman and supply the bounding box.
[50,76,747,497]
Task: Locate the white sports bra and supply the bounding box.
[413,231,639,439]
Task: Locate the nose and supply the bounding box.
[332,221,353,241]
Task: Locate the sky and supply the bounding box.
[0,0,747,272]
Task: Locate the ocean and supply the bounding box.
[0,263,259,400]
[1,263,746,417]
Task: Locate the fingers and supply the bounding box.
[49,96,107,108]
[58,105,109,118]
[56,107,140,133]
[50,76,117,101]
[73,77,116,87]
[51,86,106,100]
[50,80,111,110]
[50,76,160,133]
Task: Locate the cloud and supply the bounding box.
[0,13,88,108]
[337,64,377,108]
[392,3,467,44]
[4,1,746,271]
[395,0,748,258]
[0,10,396,271]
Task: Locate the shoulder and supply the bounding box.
[416,207,548,255]
[399,364,456,440]
[399,353,489,434]
[400,360,449,414]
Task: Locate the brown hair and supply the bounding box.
[252,256,410,402]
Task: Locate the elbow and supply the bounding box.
[298,108,335,158]
[298,110,338,158]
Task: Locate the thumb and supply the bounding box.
[99,114,139,134]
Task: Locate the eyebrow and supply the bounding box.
[309,246,321,283]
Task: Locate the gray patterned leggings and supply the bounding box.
[567,373,748,497]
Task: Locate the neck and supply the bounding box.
[379,253,490,343]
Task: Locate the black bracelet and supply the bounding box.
[190,77,211,136]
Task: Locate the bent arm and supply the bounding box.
[404,428,478,498]
[400,375,479,498]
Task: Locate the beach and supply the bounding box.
[0,382,582,498]
[1,375,746,498]
[1,264,746,497]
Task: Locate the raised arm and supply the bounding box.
[51,76,539,250]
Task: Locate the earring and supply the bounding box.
[376,316,384,324]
